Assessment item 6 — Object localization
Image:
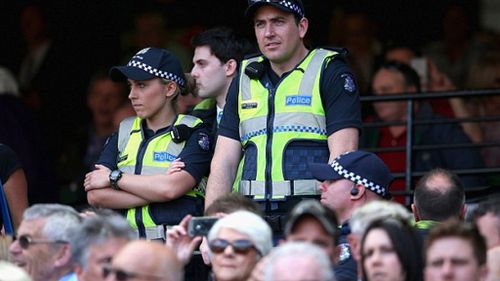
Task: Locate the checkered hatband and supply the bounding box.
[278,0,304,17]
[127,60,186,86]
[331,161,388,197]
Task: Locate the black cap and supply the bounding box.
[246,0,305,19]
[109,47,186,86]
[285,200,338,238]
[309,150,394,199]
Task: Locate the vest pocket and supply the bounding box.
[242,143,257,180]
[148,195,204,225]
[283,140,328,180]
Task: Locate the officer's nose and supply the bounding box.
[319,181,328,193]
[128,86,137,100]
[264,24,275,37]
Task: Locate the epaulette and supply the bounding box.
[243,51,263,60]
[318,46,349,58]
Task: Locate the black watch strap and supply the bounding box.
[109,170,123,190]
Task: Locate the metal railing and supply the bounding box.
[359,88,500,203]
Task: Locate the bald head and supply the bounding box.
[110,241,182,281]
[414,168,465,221]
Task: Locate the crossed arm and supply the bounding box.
[85,164,195,209]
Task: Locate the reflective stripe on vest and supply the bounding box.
[193,98,216,111]
[239,179,322,197]
[237,48,337,199]
[116,114,204,230]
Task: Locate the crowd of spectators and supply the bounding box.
[1,189,498,281]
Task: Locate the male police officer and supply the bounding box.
[190,27,250,131]
[206,0,361,230]
[310,150,394,280]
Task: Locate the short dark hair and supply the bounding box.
[382,43,422,60]
[361,219,423,281]
[191,27,252,68]
[378,60,422,92]
[205,193,262,216]
[425,219,487,266]
[414,168,465,221]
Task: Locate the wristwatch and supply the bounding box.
[109,170,123,190]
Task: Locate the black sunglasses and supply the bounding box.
[102,266,163,281]
[17,235,68,250]
[209,238,259,255]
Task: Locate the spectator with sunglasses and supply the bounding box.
[9,204,81,281]
[166,193,263,280]
[206,210,272,281]
[104,240,182,281]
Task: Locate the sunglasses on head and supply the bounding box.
[102,266,163,281]
[209,238,259,255]
[17,235,68,250]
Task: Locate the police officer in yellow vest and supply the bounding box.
[84,47,212,239]
[206,0,362,231]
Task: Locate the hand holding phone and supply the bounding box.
[188,216,219,237]
[166,214,203,265]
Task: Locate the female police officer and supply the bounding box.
[84,47,212,239]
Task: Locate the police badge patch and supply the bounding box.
[341,73,356,93]
[198,133,210,151]
[338,243,352,262]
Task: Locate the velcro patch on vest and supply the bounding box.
[241,101,258,109]
[285,95,311,106]
[153,152,177,162]
[117,154,128,163]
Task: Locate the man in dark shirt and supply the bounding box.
[205,0,361,232]
[360,61,485,203]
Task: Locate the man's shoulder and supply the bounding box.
[243,52,264,61]
[316,46,349,58]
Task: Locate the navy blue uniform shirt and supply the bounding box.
[219,52,362,140]
[97,118,212,184]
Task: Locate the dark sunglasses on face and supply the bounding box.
[102,266,163,281]
[209,238,259,255]
[17,235,68,250]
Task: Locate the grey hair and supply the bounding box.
[207,211,272,259]
[350,200,412,237]
[23,204,81,243]
[68,211,135,270]
[264,242,335,281]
